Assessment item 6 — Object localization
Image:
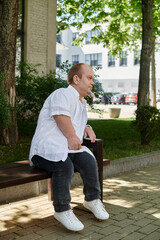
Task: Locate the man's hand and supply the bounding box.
[83,125,96,142]
[54,115,82,150]
[67,135,82,150]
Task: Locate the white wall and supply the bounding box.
[24,0,57,74]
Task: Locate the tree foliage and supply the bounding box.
[57,0,160,54]
[57,0,143,55]
[57,0,160,107]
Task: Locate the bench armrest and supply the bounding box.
[82,138,103,200]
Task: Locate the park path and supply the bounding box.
[0,164,160,240]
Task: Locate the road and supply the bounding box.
[87,103,160,119]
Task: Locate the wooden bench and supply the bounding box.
[0,138,107,203]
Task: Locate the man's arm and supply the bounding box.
[83,125,96,142]
[53,115,82,150]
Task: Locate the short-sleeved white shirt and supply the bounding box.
[29,85,93,165]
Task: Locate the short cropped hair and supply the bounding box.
[67,63,86,84]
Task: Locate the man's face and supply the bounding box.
[76,65,94,98]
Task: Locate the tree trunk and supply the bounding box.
[151,42,156,107]
[137,0,154,107]
[0,0,18,145]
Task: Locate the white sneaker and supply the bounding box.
[54,209,84,231]
[83,199,109,220]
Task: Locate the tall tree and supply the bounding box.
[138,0,154,106]
[0,0,18,145]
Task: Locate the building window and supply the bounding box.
[56,34,62,44]
[108,55,115,67]
[131,82,138,91]
[72,32,79,45]
[119,51,127,66]
[72,55,79,64]
[85,30,101,44]
[118,82,125,92]
[85,53,102,67]
[134,50,141,65]
[118,82,124,88]
[131,82,138,88]
[56,54,61,67]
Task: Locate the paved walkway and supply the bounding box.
[0,164,160,240]
[87,102,160,119]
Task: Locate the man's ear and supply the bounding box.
[73,75,80,84]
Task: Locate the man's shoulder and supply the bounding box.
[45,87,74,103]
[48,87,69,97]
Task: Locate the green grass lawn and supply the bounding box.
[0,119,160,164]
[88,119,160,160]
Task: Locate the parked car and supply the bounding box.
[125,93,138,105]
[156,94,160,103]
[93,95,103,104]
[102,92,119,104]
[111,93,126,104]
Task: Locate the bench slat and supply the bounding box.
[0,161,51,188]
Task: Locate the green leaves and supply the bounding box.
[57,0,160,56]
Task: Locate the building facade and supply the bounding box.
[56,26,160,95]
[17,0,57,74]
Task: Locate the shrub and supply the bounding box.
[16,62,68,122]
[133,105,160,145]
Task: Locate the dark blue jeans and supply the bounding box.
[31,152,101,212]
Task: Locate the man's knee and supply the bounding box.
[75,152,98,173]
[56,157,74,178]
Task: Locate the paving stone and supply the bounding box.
[118,224,140,235]
[126,207,142,214]
[142,231,160,240]
[98,225,121,235]
[128,212,146,220]
[114,219,134,228]
[111,213,128,221]
[100,232,122,240]
[138,224,159,234]
[152,219,160,226]
[80,232,105,240]
[133,218,154,227]
[79,225,101,236]
[37,225,60,236]
[152,212,160,219]
[143,207,159,214]
[15,233,41,240]
[122,231,146,240]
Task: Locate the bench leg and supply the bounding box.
[48,178,53,201]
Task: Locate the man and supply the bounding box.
[29,63,109,231]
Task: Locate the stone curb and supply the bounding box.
[103,150,160,178]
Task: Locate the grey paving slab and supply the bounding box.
[0,164,160,240]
